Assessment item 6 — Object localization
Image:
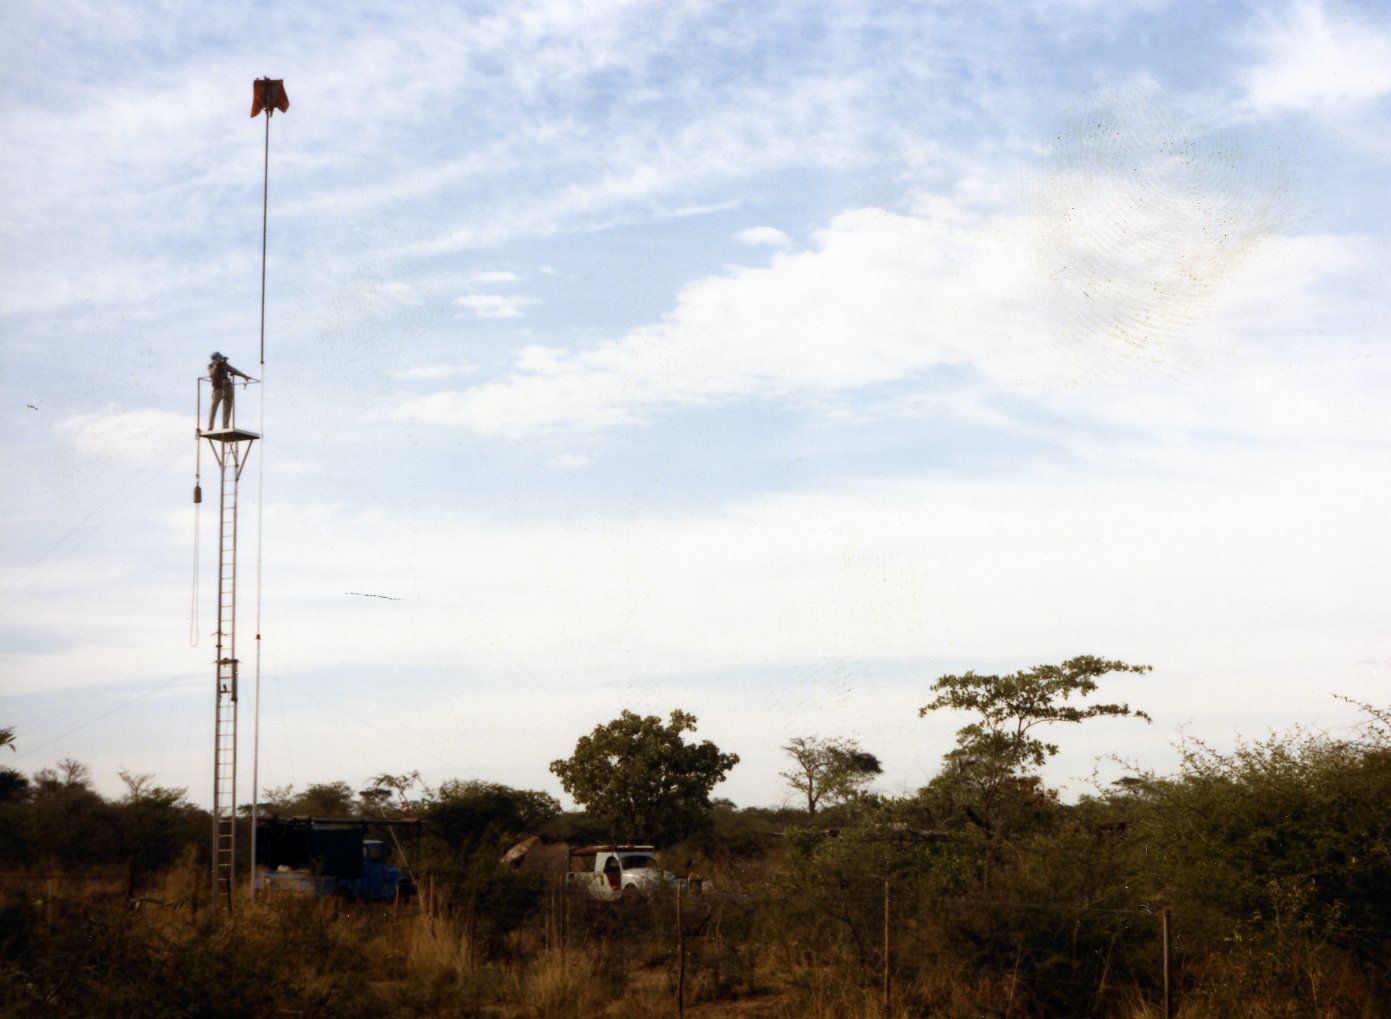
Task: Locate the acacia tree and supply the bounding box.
[920,655,1151,830]
[781,736,882,816]
[550,709,739,843]
[359,771,422,817]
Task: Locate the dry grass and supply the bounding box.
[4,868,1387,1018]
[398,908,475,978]
[515,951,624,1017]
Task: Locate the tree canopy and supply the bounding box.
[258,781,359,817]
[0,727,24,804]
[423,779,559,856]
[920,655,1151,829]
[549,709,739,843]
[781,736,882,816]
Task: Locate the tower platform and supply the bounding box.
[201,426,261,443]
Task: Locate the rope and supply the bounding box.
[190,380,202,647]
[189,499,201,646]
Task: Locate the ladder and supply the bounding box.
[210,437,245,911]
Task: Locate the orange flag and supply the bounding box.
[251,78,290,117]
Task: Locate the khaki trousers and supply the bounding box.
[208,386,234,431]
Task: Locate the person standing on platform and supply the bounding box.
[206,352,255,432]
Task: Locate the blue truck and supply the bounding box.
[255,817,419,901]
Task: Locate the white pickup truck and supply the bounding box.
[564,844,683,901]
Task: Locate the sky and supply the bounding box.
[1,0,1388,812]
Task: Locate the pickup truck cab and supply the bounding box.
[564,844,681,900]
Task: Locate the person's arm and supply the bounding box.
[228,364,256,381]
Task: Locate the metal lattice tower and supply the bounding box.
[203,425,258,911]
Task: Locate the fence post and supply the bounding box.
[883,879,891,1017]
[560,877,568,965]
[676,882,686,1017]
[1162,908,1173,1019]
[545,879,553,951]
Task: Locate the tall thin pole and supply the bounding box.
[249,101,271,896]
[559,877,568,965]
[1162,908,1173,1019]
[676,883,686,1017]
[259,110,270,364]
[882,880,891,1017]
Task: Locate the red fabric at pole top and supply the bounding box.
[251,79,290,118]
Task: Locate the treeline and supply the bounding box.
[773,718,1391,1015]
[0,759,204,888]
[2,661,1390,1016]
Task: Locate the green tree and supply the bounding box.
[259,780,358,817]
[920,655,1150,831]
[359,771,422,817]
[781,736,882,816]
[0,726,24,804]
[410,780,561,953]
[113,770,201,887]
[24,758,116,868]
[0,767,28,804]
[550,709,739,843]
[1126,715,1391,955]
[423,780,560,857]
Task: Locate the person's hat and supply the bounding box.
[210,351,226,361]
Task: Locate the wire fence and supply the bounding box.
[405,872,1391,1018]
[8,865,1388,1016]
[12,865,1386,937]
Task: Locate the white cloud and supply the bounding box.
[551,452,593,469]
[56,408,191,461]
[400,205,1003,435]
[171,451,1377,694]
[390,363,477,381]
[399,137,1310,440]
[365,282,415,299]
[402,70,884,258]
[514,346,569,374]
[1243,0,1391,114]
[467,270,522,285]
[735,226,792,248]
[454,293,541,319]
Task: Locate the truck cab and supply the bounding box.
[254,817,419,901]
[351,839,416,900]
[565,844,681,900]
